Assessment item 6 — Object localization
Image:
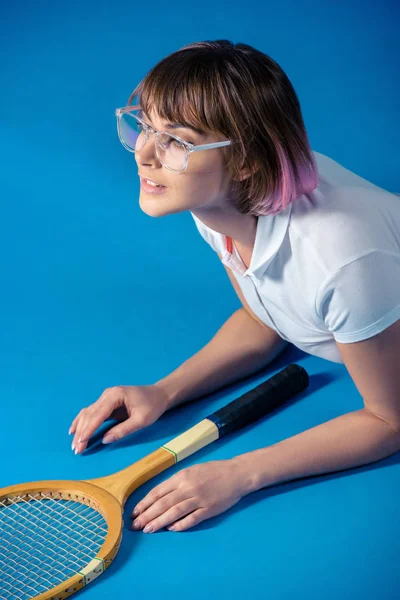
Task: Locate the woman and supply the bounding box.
[69,40,400,534]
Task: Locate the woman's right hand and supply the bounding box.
[69,383,171,454]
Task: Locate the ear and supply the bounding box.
[231,163,260,182]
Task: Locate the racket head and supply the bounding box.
[0,480,123,600]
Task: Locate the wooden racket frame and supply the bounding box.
[0,447,175,600]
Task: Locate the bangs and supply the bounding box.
[127,57,226,138]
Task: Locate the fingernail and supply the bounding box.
[133,520,141,529]
[168,525,176,531]
[71,441,75,451]
[132,509,139,517]
[102,435,116,445]
[143,524,153,533]
[68,427,72,435]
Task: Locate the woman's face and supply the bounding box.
[134,108,235,218]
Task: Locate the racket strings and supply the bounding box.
[0,493,108,600]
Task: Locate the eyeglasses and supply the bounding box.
[115,105,232,173]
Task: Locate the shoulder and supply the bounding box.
[288,180,400,277]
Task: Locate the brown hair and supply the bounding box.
[127,40,318,216]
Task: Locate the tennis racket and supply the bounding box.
[0,363,309,599]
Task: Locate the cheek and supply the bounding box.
[178,169,230,196]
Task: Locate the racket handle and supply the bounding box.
[162,364,309,463]
[206,363,309,437]
[92,365,309,503]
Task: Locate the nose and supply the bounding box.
[135,132,162,168]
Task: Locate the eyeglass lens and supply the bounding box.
[119,111,187,172]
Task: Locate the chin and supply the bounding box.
[138,193,182,218]
[139,194,175,217]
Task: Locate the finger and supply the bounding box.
[73,414,93,454]
[167,508,209,532]
[70,412,88,451]
[132,478,177,517]
[68,415,79,435]
[70,388,118,452]
[132,490,194,528]
[134,498,198,533]
[102,416,148,445]
[74,399,119,453]
[69,408,91,436]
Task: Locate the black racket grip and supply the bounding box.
[206,364,309,438]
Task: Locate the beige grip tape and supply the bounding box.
[163,419,219,462]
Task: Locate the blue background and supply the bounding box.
[1,1,399,599]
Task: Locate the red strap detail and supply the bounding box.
[226,236,233,254]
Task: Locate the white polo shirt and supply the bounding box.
[190,151,400,363]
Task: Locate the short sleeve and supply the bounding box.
[315,250,400,343]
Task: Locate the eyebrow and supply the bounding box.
[142,111,206,138]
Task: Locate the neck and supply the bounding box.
[191,207,258,253]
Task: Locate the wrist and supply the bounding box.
[231,452,264,497]
[153,377,183,410]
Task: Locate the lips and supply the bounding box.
[139,175,167,188]
[140,177,168,195]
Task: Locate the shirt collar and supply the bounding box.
[224,202,293,278]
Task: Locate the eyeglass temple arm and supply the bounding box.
[191,141,232,151]
[116,104,141,115]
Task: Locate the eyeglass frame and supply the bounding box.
[115,105,232,173]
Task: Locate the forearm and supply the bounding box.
[235,408,400,495]
[155,308,288,409]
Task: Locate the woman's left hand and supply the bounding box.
[130,459,251,533]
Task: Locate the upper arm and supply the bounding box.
[336,319,400,433]
[218,253,288,345]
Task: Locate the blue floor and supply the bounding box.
[1,1,399,599]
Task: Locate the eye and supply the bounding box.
[175,135,194,145]
[160,137,182,150]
